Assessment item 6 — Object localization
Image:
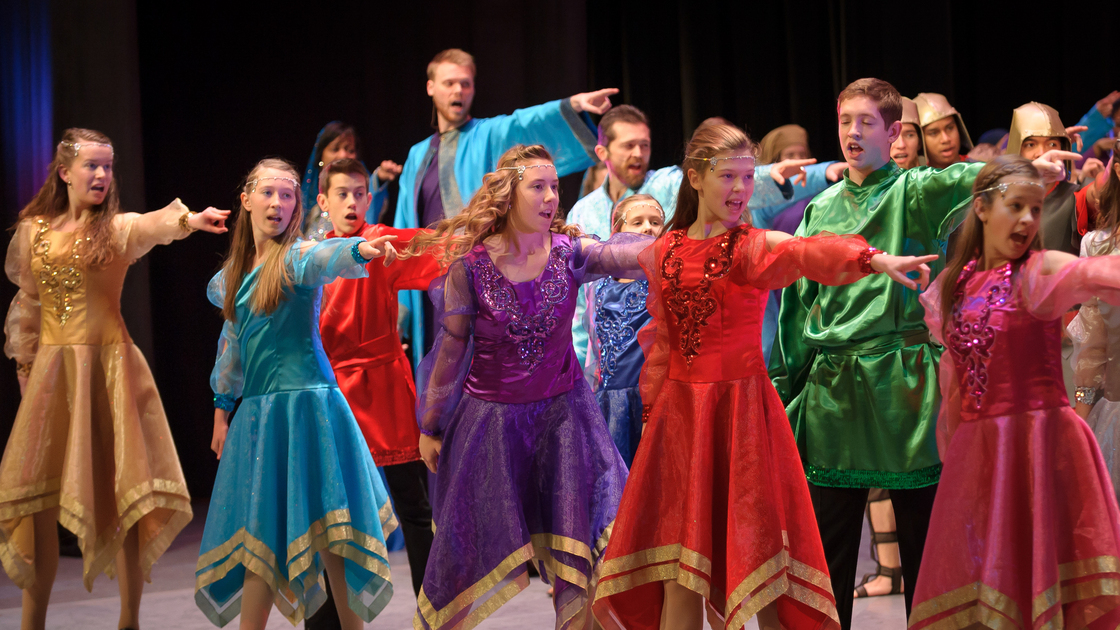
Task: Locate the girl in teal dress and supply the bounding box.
[195,158,400,629]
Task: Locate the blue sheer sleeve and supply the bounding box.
[289,238,370,288]
[206,273,242,409]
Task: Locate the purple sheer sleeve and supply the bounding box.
[1019,252,1120,321]
[415,260,476,436]
[570,232,653,285]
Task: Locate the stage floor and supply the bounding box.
[0,504,904,628]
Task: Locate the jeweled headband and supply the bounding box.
[248,176,300,192]
[59,141,113,157]
[616,202,665,226]
[685,154,755,172]
[974,180,1046,196]
[497,163,556,181]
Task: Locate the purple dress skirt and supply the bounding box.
[413,232,649,630]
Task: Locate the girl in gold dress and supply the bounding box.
[2,128,228,630]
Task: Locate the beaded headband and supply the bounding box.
[974,180,1046,196]
[248,176,300,191]
[59,141,113,157]
[616,202,665,227]
[497,163,556,181]
[685,154,755,172]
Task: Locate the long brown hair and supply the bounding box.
[666,123,754,234]
[401,144,581,266]
[1094,139,1120,254]
[939,154,1042,326]
[219,158,305,321]
[16,128,122,268]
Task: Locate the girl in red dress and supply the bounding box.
[593,122,937,630]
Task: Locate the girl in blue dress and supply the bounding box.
[583,194,665,466]
[195,158,399,629]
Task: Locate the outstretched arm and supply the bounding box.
[573,233,653,283]
[120,200,229,260]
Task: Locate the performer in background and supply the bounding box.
[197,158,397,630]
[298,121,400,240]
[582,194,665,466]
[394,48,615,368]
[914,92,974,170]
[402,144,649,630]
[911,154,1120,629]
[2,128,226,630]
[595,122,938,630]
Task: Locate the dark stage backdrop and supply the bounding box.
[0,0,1116,499]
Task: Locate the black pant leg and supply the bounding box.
[383,460,435,597]
[808,483,870,630]
[887,483,939,621]
[304,572,342,630]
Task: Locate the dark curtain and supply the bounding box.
[135,0,589,498]
[589,0,1117,168]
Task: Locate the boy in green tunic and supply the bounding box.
[769,77,1078,629]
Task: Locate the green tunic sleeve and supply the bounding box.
[908,161,985,242]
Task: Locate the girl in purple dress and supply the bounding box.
[400,144,649,630]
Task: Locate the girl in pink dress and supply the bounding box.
[911,154,1120,629]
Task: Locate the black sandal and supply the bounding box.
[854,489,904,598]
[854,564,902,597]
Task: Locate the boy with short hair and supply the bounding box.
[315,158,442,604]
[770,78,1075,630]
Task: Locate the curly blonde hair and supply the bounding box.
[402,144,582,266]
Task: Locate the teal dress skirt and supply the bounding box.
[195,238,396,627]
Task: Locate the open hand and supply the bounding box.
[1065,125,1089,152]
[1032,150,1082,183]
[1096,91,1120,118]
[770,158,818,187]
[570,88,619,115]
[357,234,399,265]
[870,253,939,291]
[375,160,403,183]
[1079,157,1105,184]
[190,207,231,234]
[826,162,848,182]
[419,433,442,473]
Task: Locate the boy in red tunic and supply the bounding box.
[317,158,443,597]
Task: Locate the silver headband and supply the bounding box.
[497,163,556,181]
[686,154,755,172]
[59,141,113,157]
[975,180,1046,196]
[248,176,300,192]
[616,202,665,227]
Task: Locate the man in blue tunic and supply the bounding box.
[391,48,619,365]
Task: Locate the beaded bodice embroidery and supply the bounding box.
[594,278,649,388]
[473,244,572,372]
[662,226,743,366]
[32,219,89,328]
[947,259,1014,409]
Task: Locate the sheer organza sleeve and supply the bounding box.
[206,273,243,409]
[919,275,962,459]
[1069,298,1107,392]
[734,229,872,291]
[581,282,601,390]
[4,220,41,365]
[637,240,669,418]
[116,199,193,261]
[415,259,477,436]
[290,237,370,288]
[1019,252,1120,321]
[571,232,653,285]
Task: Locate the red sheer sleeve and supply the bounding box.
[1019,251,1120,321]
[734,228,872,291]
[637,239,670,419]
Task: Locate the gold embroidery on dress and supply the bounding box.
[32,219,88,327]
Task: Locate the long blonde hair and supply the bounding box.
[402,144,582,266]
[16,128,122,268]
[219,158,305,321]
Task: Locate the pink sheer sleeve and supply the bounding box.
[1019,252,1120,321]
[734,229,872,291]
[415,259,476,436]
[637,239,669,419]
[4,220,41,366]
[920,275,962,459]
